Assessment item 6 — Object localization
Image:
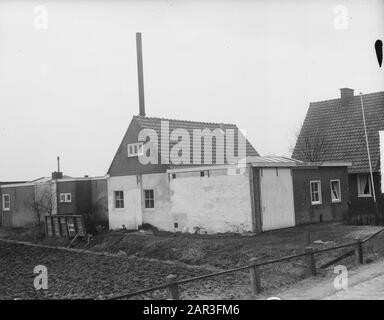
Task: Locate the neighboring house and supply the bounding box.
[107,113,350,233]
[292,88,384,216]
[0,173,108,229]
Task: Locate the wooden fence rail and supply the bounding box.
[108,228,384,300]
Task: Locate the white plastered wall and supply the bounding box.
[108,175,142,230]
[169,168,253,234]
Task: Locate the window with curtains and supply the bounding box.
[357,174,372,197]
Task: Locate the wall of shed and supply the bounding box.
[56,181,79,215]
[90,179,108,227]
[292,167,349,224]
[169,168,253,233]
[1,185,36,227]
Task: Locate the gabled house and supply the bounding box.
[292,88,384,217]
[107,113,351,233]
[107,115,261,233]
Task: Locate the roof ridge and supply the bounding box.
[310,90,384,105]
[133,115,237,127]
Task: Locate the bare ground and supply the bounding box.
[1,222,383,299]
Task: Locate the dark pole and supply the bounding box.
[136,32,145,116]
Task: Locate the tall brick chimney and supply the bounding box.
[340,88,354,108]
[136,32,146,117]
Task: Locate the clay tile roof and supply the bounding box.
[133,115,259,166]
[292,91,384,173]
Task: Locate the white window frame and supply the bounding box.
[114,191,124,209]
[144,189,155,209]
[2,194,10,211]
[330,179,341,203]
[310,180,322,205]
[127,142,144,157]
[59,193,72,203]
[357,174,372,198]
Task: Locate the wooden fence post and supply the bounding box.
[354,240,364,265]
[166,274,180,300]
[305,247,316,277]
[249,258,262,296]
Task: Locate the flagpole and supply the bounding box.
[360,92,377,204]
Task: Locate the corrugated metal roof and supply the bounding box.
[247,156,303,164]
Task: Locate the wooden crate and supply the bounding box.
[45,215,86,238]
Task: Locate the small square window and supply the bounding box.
[2,194,10,211]
[114,191,124,209]
[127,142,144,157]
[200,171,205,177]
[60,193,72,203]
[172,173,176,179]
[144,189,155,209]
[310,181,322,205]
[330,180,341,202]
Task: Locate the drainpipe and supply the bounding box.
[360,92,379,221]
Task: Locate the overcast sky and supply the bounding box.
[0,0,383,180]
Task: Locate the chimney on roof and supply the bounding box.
[340,88,354,108]
[52,171,63,180]
[136,32,146,117]
[52,156,63,180]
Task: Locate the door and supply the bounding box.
[260,168,295,231]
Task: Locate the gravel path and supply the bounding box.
[258,259,384,300]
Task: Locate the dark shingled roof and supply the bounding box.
[133,115,259,166]
[292,91,384,173]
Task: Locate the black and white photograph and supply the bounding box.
[0,0,384,312]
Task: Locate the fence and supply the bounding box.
[108,228,384,300]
